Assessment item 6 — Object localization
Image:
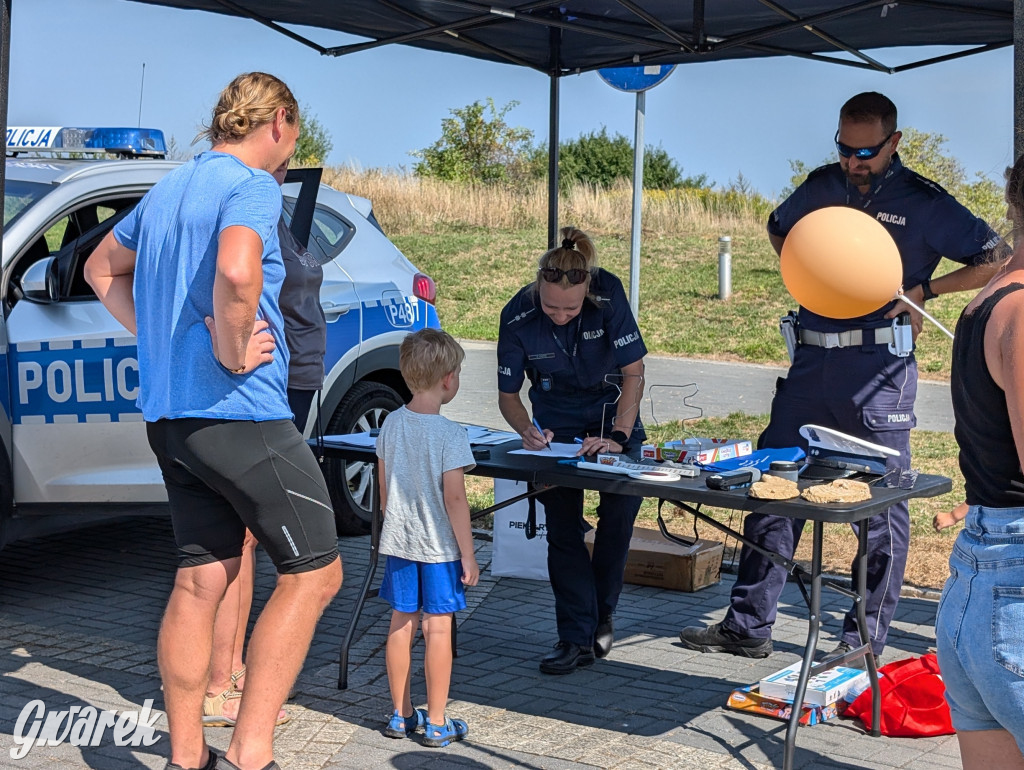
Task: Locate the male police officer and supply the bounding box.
[679,92,1008,662]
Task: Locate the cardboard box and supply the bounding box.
[726,685,846,726]
[758,661,869,707]
[585,526,722,592]
[641,438,753,464]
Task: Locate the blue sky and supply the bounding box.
[10,0,1014,197]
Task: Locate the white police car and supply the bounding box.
[0,126,439,546]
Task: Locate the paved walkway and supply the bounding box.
[0,517,958,769]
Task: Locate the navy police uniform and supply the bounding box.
[723,155,1008,654]
[497,268,647,647]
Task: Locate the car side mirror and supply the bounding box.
[19,257,59,304]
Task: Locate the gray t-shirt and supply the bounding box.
[376,406,476,563]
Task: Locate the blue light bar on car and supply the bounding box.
[5,126,166,158]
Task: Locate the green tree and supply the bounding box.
[412,98,537,185]
[293,107,334,167]
[785,128,1004,227]
[554,127,708,190]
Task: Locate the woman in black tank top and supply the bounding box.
[935,155,1024,769]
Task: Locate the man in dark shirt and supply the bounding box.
[679,92,1008,663]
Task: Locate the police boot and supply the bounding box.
[539,641,596,674]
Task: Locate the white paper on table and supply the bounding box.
[508,443,580,458]
[460,424,520,445]
[471,431,520,445]
[323,432,378,448]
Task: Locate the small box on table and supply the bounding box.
[641,438,753,464]
[584,526,722,592]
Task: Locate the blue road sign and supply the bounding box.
[597,64,676,93]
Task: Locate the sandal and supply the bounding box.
[422,716,469,748]
[232,665,295,701]
[383,707,427,739]
[202,688,290,727]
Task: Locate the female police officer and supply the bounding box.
[497,227,647,674]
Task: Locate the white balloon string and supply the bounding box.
[895,291,955,340]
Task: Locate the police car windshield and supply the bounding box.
[4,179,51,229]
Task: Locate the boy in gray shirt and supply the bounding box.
[375,328,479,747]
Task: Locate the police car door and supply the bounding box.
[4,197,156,505]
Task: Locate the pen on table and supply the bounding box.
[531,417,552,451]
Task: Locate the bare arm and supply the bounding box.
[986,290,1024,476]
[85,231,138,334]
[498,390,550,450]
[443,467,479,586]
[890,260,1006,341]
[612,358,645,438]
[207,225,272,372]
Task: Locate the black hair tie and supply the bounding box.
[561,238,575,250]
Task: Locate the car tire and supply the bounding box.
[323,380,404,536]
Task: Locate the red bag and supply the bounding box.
[845,653,954,737]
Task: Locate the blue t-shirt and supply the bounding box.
[768,154,1009,333]
[496,268,647,440]
[113,151,290,422]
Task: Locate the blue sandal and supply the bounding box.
[383,708,427,739]
[422,716,469,748]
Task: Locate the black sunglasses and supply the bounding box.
[539,267,589,285]
[834,129,894,160]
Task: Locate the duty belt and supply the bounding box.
[798,327,895,349]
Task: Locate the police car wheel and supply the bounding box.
[323,380,404,537]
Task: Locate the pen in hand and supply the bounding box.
[531,417,552,451]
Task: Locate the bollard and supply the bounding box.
[718,236,732,300]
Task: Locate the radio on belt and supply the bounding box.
[706,467,762,490]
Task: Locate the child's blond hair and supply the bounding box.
[399,328,465,392]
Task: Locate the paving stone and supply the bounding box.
[0,518,962,770]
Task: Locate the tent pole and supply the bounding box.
[547,24,560,248]
[1016,0,1024,160]
[0,0,10,245]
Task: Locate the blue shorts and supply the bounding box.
[379,556,466,614]
[936,505,1024,750]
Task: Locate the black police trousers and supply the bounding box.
[537,485,643,647]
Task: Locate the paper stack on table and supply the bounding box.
[463,425,520,446]
[324,432,377,448]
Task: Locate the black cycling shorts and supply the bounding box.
[146,418,339,574]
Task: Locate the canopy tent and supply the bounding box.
[105,0,1013,74]
[0,0,1019,243]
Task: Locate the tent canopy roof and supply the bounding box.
[129,1,1012,75]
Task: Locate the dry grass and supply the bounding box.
[322,165,770,237]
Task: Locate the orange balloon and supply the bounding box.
[780,206,902,319]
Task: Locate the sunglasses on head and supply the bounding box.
[539,267,589,285]
[834,129,894,160]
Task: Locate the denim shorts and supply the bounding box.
[379,555,466,614]
[935,505,1024,750]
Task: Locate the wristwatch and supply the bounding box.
[609,430,631,452]
[919,278,938,302]
[223,361,247,374]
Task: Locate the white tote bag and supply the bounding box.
[490,479,550,580]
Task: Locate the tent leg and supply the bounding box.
[547,25,560,248]
[1017,0,1024,161]
[0,0,10,244]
